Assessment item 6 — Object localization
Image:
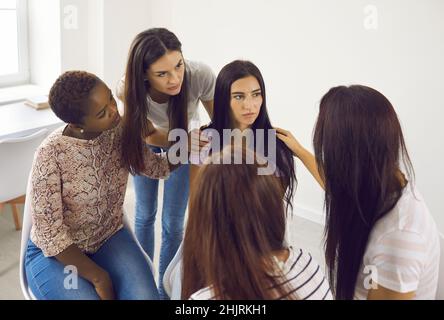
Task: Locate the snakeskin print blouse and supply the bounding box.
[30,124,170,257]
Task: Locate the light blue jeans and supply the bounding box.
[25,228,159,300]
[133,145,189,300]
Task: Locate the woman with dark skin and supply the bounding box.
[25,71,172,300]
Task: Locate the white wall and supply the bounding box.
[28,0,152,91]
[147,0,444,231]
[102,0,152,90]
[28,0,101,89]
[28,0,61,91]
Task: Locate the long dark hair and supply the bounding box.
[182,147,296,300]
[313,85,414,299]
[207,60,296,212]
[121,28,188,174]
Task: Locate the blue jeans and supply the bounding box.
[133,145,189,300]
[25,228,159,300]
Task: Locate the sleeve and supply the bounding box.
[369,229,427,293]
[141,146,171,179]
[30,145,74,257]
[196,62,216,102]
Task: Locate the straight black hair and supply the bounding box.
[313,85,414,299]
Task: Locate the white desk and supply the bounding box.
[0,102,63,140]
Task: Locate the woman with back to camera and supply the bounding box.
[183,146,332,300]
[277,85,440,299]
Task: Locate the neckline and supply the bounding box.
[60,124,108,145]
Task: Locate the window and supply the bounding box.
[0,0,29,87]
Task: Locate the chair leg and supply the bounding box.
[11,204,22,231]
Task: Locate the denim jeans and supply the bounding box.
[25,228,159,300]
[133,145,189,300]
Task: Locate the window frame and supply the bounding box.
[0,0,30,88]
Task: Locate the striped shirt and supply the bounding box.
[189,247,333,300]
[354,186,440,299]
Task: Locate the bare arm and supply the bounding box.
[201,99,214,119]
[296,147,325,189]
[275,127,325,189]
[367,283,415,300]
[145,119,170,148]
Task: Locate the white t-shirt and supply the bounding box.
[116,60,216,132]
[190,247,333,300]
[354,185,440,300]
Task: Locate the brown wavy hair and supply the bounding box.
[182,147,296,300]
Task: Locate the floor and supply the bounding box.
[0,176,325,300]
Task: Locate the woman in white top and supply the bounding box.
[117,28,216,299]
[276,85,440,299]
[183,147,332,300]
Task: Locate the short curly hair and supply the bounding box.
[49,71,100,124]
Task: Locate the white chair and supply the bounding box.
[436,233,444,300]
[0,129,48,230]
[19,170,156,300]
[19,170,37,300]
[163,241,183,300]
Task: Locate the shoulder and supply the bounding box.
[186,60,214,77]
[284,247,317,274]
[364,186,440,273]
[371,186,436,243]
[280,247,322,283]
[31,127,67,180]
[283,247,332,300]
[186,60,216,93]
[34,126,66,160]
